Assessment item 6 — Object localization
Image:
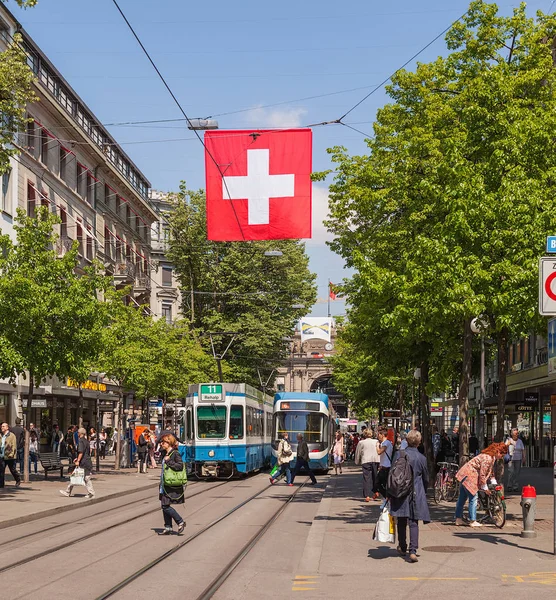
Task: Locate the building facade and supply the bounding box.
[0,5,159,438]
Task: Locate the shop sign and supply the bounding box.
[523,392,539,406]
[430,402,443,416]
[21,398,47,408]
[485,408,499,415]
[516,405,535,412]
[66,378,107,392]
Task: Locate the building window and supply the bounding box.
[116,195,122,216]
[76,221,83,255]
[60,206,68,238]
[104,226,112,259]
[40,127,49,164]
[1,169,10,214]
[161,302,172,324]
[87,173,95,205]
[26,120,35,154]
[77,164,87,198]
[27,182,36,217]
[86,225,93,261]
[162,266,173,287]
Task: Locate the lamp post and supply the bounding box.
[413,368,421,429]
[90,371,105,473]
[471,317,486,451]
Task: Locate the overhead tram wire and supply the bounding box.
[110,0,246,241]
[336,9,470,123]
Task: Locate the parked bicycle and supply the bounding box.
[478,481,506,528]
[433,461,459,503]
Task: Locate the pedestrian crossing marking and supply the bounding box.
[292,575,318,591]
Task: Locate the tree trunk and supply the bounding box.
[23,373,34,483]
[78,384,84,428]
[458,318,473,466]
[419,361,435,485]
[114,391,122,470]
[496,327,509,442]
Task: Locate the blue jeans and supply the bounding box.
[455,479,478,521]
[280,463,292,484]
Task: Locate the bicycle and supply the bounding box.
[433,461,459,503]
[476,482,506,528]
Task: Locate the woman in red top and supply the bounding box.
[454,442,506,527]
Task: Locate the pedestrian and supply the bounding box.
[399,431,408,451]
[148,431,157,468]
[50,424,63,454]
[355,428,380,501]
[65,426,77,463]
[454,442,507,527]
[270,432,294,485]
[29,430,39,474]
[352,433,360,460]
[332,431,345,475]
[158,434,186,535]
[431,426,440,461]
[89,427,97,458]
[0,422,21,488]
[137,429,149,474]
[505,428,525,492]
[291,434,317,485]
[99,429,107,460]
[469,431,479,457]
[11,417,25,473]
[60,427,95,498]
[390,430,430,563]
[376,426,393,497]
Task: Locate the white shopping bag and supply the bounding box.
[70,467,85,486]
[372,502,396,543]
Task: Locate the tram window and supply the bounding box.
[229,405,244,439]
[186,409,193,440]
[197,406,226,438]
[275,411,324,443]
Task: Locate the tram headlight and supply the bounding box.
[208,449,215,457]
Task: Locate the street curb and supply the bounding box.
[0,481,159,530]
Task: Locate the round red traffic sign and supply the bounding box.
[545,272,556,301]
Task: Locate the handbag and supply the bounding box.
[372,502,396,544]
[163,456,187,487]
[70,467,85,486]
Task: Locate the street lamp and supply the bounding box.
[187,118,219,130]
[263,250,283,257]
[471,317,487,450]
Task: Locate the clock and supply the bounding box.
[325,343,334,351]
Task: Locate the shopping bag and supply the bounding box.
[70,467,85,486]
[372,502,396,543]
[269,464,280,480]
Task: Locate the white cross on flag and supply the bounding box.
[205,129,312,241]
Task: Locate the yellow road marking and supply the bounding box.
[292,575,319,591]
[292,588,317,591]
[391,577,479,581]
[501,572,556,586]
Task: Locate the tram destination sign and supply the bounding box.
[200,384,223,402]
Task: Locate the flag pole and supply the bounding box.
[328,279,331,318]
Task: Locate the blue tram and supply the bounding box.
[272,392,336,473]
[181,383,273,478]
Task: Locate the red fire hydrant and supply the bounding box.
[520,485,537,539]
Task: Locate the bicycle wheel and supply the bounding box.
[488,496,506,528]
[434,472,444,503]
[445,477,459,502]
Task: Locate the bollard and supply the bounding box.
[520,485,537,539]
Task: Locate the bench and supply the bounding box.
[39,452,65,479]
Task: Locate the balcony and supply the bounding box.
[114,262,135,284]
[134,275,152,293]
[56,236,75,257]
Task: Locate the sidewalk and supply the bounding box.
[293,464,556,597]
[0,456,160,529]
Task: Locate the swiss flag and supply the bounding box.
[205,129,312,241]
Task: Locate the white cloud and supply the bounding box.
[243,105,308,129]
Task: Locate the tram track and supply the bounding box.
[95,479,308,600]
[0,479,231,575]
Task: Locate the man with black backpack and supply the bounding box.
[389,430,430,563]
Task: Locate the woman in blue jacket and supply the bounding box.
[389,429,430,563]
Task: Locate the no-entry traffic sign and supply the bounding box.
[539,257,556,315]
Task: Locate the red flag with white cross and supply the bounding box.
[204,129,312,241]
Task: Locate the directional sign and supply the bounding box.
[547,237,556,253]
[539,257,556,315]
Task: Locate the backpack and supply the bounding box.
[387,450,413,499]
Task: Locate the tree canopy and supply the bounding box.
[324,1,556,441]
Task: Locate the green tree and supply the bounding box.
[323,1,556,460]
[0,208,109,480]
[166,182,317,387]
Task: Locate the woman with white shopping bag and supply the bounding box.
[59,428,95,498]
[389,430,430,563]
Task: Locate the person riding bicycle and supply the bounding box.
[454,442,506,528]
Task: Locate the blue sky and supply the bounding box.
[9,0,554,316]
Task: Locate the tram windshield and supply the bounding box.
[274,411,325,443]
[197,405,227,438]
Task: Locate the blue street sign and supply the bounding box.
[547,237,556,253]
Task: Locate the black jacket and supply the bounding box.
[160,449,185,505]
[11,425,24,450]
[297,440,310,462]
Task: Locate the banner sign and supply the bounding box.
[205,129,312,241]
[300,317,332,343]
[523,392,539,406]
